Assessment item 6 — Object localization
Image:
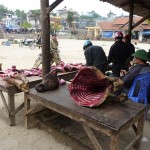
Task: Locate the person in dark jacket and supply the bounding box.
[83,40,108,74]
[120,49,150,94]
[108,31,131,77]
[124,34,135,70]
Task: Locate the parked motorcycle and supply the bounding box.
[19,38,34,47]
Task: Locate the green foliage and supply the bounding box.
[28,9,41,27]
[87,11,101,18]
[80,15,93,21]
[0,5,13,20]
[15,9,26,23]
[0,5,26,23]
[50,23,62,33]
[21,21,32,29]
[80,11,101,21]
[66,11,75,28]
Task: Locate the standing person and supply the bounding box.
[108,31,130,77]
[36,34,42,49]
[50,34,61,65]
[124,34,135,70]
[83,40,108,74]
[36,34,42,45]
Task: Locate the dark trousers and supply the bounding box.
[112,64,125,77]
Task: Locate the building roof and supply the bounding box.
[100,0,150,18]
[98,16,150,31]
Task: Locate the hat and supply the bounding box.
[124,34,130,39]
[83,40,92,49]
[83,40,92,46]
[132,49,149,61]
[115,31,123,39]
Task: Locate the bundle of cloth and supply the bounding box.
[68,66,128,107]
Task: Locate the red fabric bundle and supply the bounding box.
[68,67,114,107]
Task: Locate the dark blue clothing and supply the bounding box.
[108,40,131,77]
[125,43,135,71]
[84,45,107,73]
[121,64,149,94]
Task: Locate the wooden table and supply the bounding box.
[0,71,77,126]
[25,84,145,150]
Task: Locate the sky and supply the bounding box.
[0,0,129,17]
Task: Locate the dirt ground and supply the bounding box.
[0,38,150,150]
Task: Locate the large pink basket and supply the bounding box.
[68,67,113,107]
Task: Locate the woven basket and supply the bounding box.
[68,67,114,107]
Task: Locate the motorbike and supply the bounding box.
[29,38,42,50]
[19,38,34,47]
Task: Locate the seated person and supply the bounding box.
[120,49,150,95]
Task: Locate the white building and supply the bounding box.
[1,13,21,29]
[26,10,40,28]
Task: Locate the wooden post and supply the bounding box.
[40,0,50,77]
[128,0,134,42]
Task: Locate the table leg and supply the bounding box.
[24,93,30,129]
[82,123,102,150]
[133,113,145,149]
[8,94,15,126]
[110,134,119,150]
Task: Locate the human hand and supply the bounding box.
[120,70,127,76]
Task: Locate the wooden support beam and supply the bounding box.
[132,14,150,29]
[119,21,129,29]
[128,0,134,41]
[47,0,64,14]
[40,0,50,76]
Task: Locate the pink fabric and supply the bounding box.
[0,66,42,79]
[0,62,84,79]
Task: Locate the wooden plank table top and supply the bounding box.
[0,71,77,94]
[0,71,77,126]
[25,84,146,150]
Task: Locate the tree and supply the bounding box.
[87,11,101,18]
[66,11,74,28]
[50,23,62,34]
[80,11,101,21]
[21,21,32,29]
[28,9,41,29]
[15,9,26,23]
[0,5,13,20]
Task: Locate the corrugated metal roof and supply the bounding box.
[100,0,150,18]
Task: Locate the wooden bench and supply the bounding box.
[25,84,145,150]
[0,71,77,126]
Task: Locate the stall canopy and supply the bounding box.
[100,0,150,19]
